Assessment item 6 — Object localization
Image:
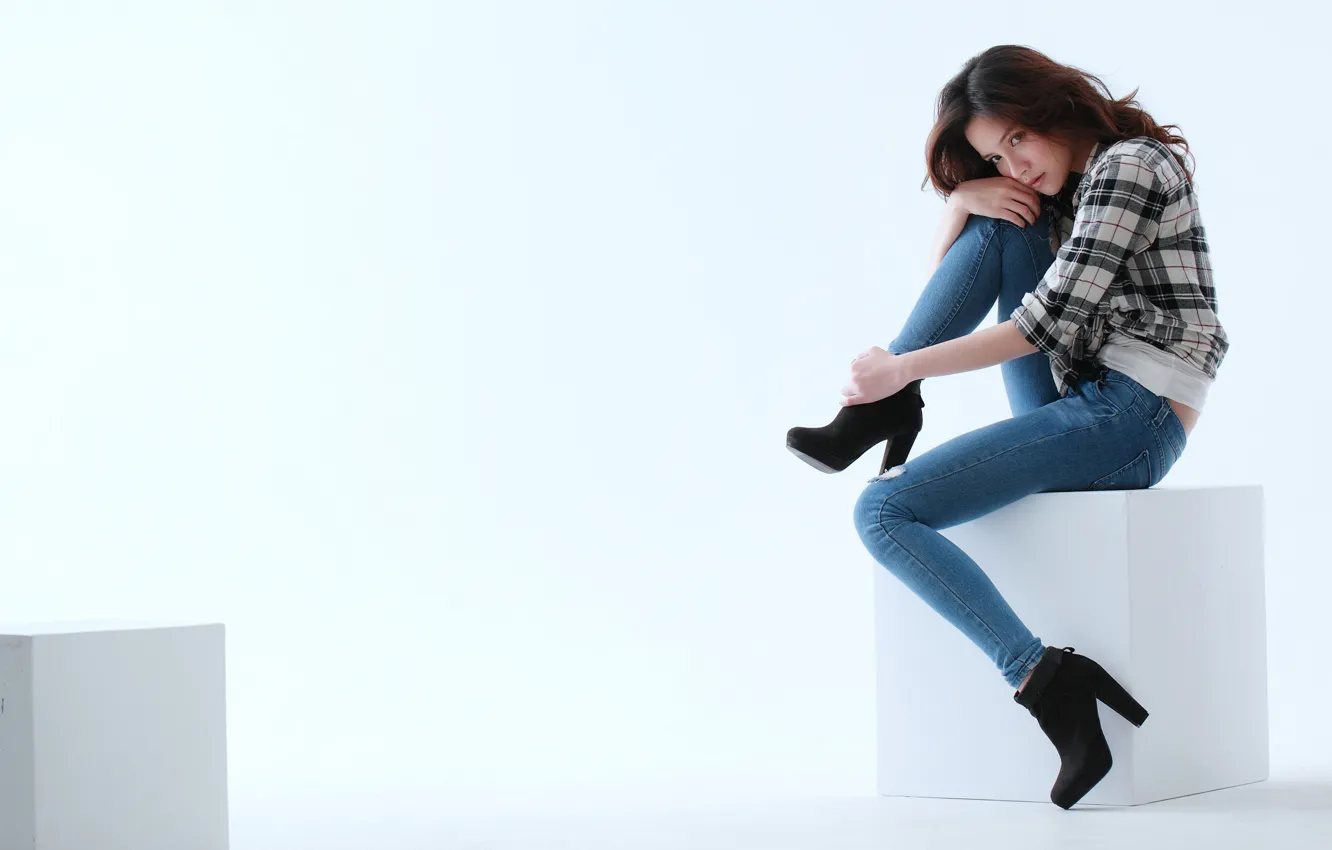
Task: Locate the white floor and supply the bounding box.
[231,771,1332,849]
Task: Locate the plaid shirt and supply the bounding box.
[1010,137,1229,397]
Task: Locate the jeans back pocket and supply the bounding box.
[1088,448,1152,491]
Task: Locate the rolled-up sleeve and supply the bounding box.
[1011,152,1167,359]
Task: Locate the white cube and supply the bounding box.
[0,620,229,848]
[874,485,1267,806]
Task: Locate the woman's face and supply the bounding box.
[964,116,1083,196]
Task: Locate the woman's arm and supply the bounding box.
[900,319,1039,381]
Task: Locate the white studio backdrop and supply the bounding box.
[0,0,1320,809]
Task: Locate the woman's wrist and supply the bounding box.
[897,321,1039,382]
[899,349,928,382]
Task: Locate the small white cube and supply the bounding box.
[0,620,229,848]
[874,486,1267,806]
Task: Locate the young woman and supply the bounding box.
[785,45,1228,809]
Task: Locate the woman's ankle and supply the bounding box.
[1017,668,1035,692]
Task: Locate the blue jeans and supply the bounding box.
[854,209,1190,688]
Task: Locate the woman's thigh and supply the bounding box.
[853,369,1174,533]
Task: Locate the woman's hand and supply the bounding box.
[841,346,914,406]
[948,176,1041,228]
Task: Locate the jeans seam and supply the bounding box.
[879,522,1015,660]
[1164,425,1185,458]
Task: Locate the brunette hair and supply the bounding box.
[922,45,1194,199]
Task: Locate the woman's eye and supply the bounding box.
[988,133,1022,164]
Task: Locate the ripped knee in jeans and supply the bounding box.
[869,464,907,483]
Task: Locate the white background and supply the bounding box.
[0,0,1320,831]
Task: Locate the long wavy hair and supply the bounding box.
[922,45,1194,199]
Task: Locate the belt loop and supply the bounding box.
[1152,398,1171,427]
[1091,363,1109,388]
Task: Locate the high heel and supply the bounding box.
[1091,659,1150,727]
[786,380,925,474]
[880,429,919,476]
[1013,645,1150,809]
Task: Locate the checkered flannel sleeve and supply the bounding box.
[1010,152,1169,359]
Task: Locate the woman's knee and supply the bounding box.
[994,215,1045,244]
[853,480,918,538]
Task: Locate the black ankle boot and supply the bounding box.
[786,380,925,474]
[1013,646,1150,809]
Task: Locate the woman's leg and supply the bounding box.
[853,369,1188,688]
[887,208,1061,416]
[995,209,1063,415]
